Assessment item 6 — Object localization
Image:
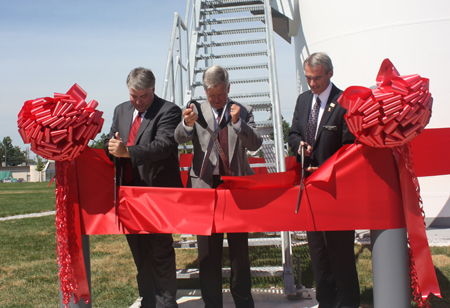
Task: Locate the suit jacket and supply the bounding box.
[288,83,355,167]
[105,95,183,188]
[175,100,262,189]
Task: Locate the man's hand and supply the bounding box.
[305,166,318,173]
[299,141,312,157]
[108,132,130,158]
[230,104,240,124]
[299,141,317,173]
[183,105,198,127]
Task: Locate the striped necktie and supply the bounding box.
[306,97,321,148]
[217,108,230,175]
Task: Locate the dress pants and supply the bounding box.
[126,233,178,308]
[307,230,360,308]
[198,232,254,308]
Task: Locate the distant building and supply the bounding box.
[0,160,55,183]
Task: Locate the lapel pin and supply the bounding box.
[328,102,335,112]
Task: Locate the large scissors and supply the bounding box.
[113,155,118,225]
[186,100,232,179]
[113,135,120,226]
[295,143,306,214]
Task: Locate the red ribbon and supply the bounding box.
[409,127,450,177]
[66,122,450,303]
[72,146,405,235]
[59,161,90,305]
[17,84,103,306]
[17,84,104,162]
[338,59,432,148]
[18,80,445,306]
[393,144,440,302]
[338,59,440,303]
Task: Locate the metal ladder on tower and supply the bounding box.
[162,0,302,296]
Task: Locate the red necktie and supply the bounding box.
[217,108,230,176]
[124,112,142,184]
[127,112,142,146]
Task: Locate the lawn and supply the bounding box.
[0,182,449,307]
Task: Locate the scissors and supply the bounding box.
[295,143,306,214]
[186,100,232,179]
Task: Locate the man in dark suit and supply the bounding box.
[288,53,359,308]
[105,67,182,308]
[175,65,262,308]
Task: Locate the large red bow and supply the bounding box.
[18,84,103,161]
[339,59,440,305]
[17,84,103,306]
[338,59,432,148]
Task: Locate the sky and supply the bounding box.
[0,0,298,153]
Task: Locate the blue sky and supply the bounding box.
[0,0,297,153]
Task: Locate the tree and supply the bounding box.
[35,156,45,172]
[269,116,294,157]
[0,137,26,166]
[24,148,35,165]
[89,133,107,149]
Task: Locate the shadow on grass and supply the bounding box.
[177,278,201,289]
[427,267,450,308]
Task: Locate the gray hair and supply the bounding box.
[126,67,156,90]
[303,52,333,73]
[202,65,229,91]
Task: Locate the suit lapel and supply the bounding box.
[227,101,239,162]
[135,114,149,145]
[135,98,160,145]
[301,92,314,135]
[228,123,236,162]
[203,100,237,165]
[203,101,215,132]
[123,104,134,145]
[202,102,218,165]
[316,85,340,141]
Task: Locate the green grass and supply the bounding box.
[0,182,450,307]
[0,182,56,217]
[0,215,59,307]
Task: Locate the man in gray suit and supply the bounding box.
[175,65,262,308]
[105,67,182,308]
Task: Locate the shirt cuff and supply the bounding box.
[183,120,194,135]
[232,118,242,133]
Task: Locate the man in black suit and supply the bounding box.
[175,65,262,308]
[105,67,182,308]
[288,53,359,308]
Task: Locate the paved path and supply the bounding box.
[129,289,319,308]
[0,210,55,221]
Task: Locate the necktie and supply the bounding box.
[217,108,230,175]
[124,112,142,184]
[127,112,143,146]
[306,97,321,148]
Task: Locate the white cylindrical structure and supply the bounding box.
[293,0,450,226]
[288,1,450,306]
[371,229,410,308]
